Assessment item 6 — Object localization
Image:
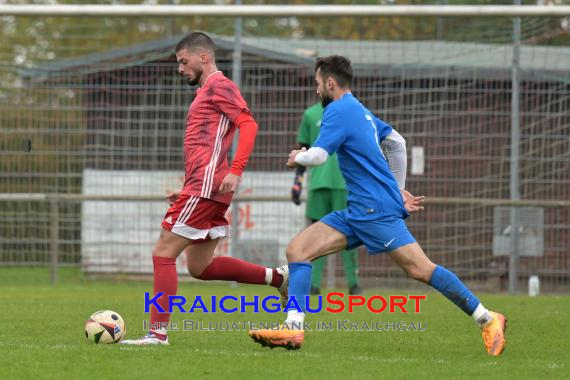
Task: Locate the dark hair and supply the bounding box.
[175,32,216,55]
[315,55,353,88]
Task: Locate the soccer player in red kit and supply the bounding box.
[121,32,288,345]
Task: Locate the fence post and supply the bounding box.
[49,197,59,285]
[230,0,243,267]
[508,0,522,294]
[508,207,520,293]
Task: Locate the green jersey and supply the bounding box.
[297,103,346,190]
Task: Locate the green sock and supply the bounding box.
[311,256,326,288]
[341,249,359,288]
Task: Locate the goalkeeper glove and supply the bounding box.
[291,175,303,206]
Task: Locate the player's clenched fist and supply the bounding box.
[219,173,241,194]
[287,147,306,167]
[165,190,181,206]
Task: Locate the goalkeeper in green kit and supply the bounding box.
[291,102,361,295]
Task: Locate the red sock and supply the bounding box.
[270,269,283,288]
[150,256,178,333]
[198,256,282,286]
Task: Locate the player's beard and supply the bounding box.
[320,91,334,108]
[187,68,203,86]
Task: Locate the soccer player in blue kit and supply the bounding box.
[249,55,507,356]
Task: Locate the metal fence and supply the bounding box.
[1,4,569,293]
[2,193,569,294]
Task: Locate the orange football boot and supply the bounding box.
[249,324,304,350]
[481,311,507,356]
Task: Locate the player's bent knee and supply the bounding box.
[285,246,300,262]
[152,244,179,259]
[187,266,203,279]
[286,243,310,263]
[187,260,211,278]
[406,267,424,282]
[152,229,187,259]
[151,245,169,258]
[406,264,435,283]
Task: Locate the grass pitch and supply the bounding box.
[1,268,568,380]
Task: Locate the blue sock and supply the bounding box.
[428,265,480,316]
[287,262,312,313]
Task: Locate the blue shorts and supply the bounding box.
[321,209,416,254]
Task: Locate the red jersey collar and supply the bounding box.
[198,70,223,91]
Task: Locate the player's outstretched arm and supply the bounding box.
[288,147,328,168]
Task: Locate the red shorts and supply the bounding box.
[162,194,230,243]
